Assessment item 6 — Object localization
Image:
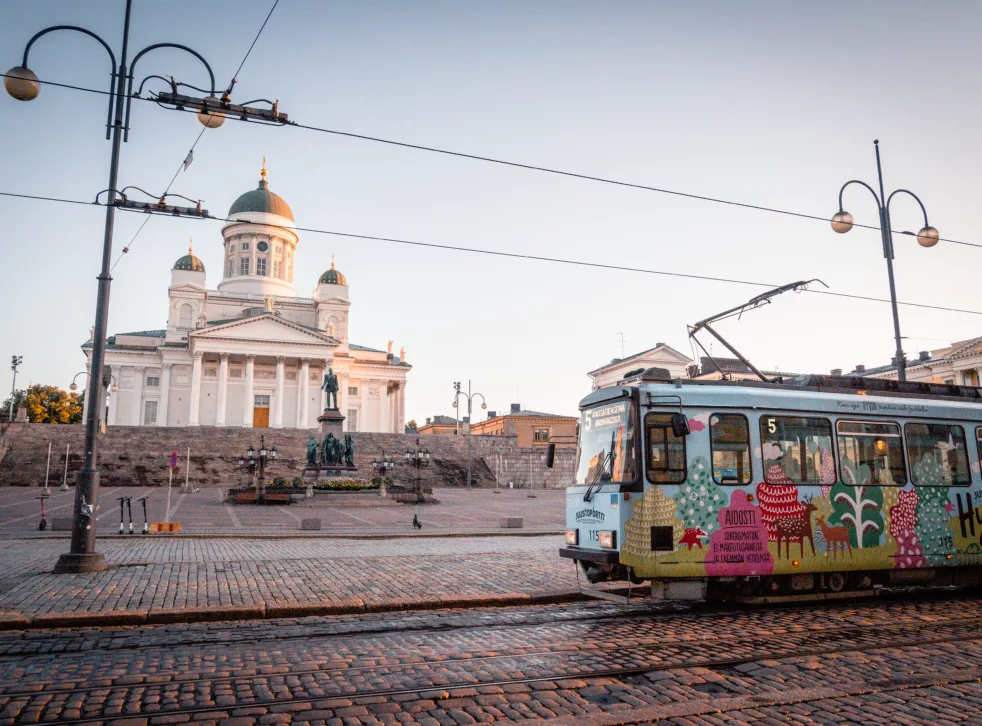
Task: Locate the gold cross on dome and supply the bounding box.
[261,157,267,179]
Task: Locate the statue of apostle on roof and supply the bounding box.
[321,367,339,410]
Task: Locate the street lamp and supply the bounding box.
[70,370,117,431]
[404,439,431,508]
[8,355,23,422]
[372,449,395,477]
[6,0,285,573]
[452,380,487,489]
[831,140,939,382]
[239,435,276,498]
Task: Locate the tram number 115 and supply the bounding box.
[588,530,600,542]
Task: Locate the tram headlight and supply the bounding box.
[565,529,578,546]
[598,530,616,549]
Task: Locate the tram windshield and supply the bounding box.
[576,400,637,484]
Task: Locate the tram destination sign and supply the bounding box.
[583,402,629,432]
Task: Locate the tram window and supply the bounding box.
[710,414,751,485]
[978,428,982,475]
[760,416,836,486]
[646,413,687,483]
[906,423,970,486]
[836,421,906,486]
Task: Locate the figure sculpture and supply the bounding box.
[305,435,319,467]
[321,433,344,467]
[344,434,355,468]
[321,367,339,410]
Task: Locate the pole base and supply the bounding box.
[53,552,108,574]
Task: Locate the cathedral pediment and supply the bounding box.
[191,314,338,346]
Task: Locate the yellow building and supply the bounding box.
[468,404,577,448]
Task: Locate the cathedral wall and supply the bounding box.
[199,379,219,426]
[226,381,246,425]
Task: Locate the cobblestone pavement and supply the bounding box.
[0,592,980,724]
[0,487,564,536]
[0,534,576,624]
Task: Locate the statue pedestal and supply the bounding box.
[318,408,345,441]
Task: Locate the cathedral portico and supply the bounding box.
[85,163,412,433]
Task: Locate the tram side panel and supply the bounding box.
[619,407,982,586]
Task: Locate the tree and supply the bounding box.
[3,384,83,424]
[673,456,729,541]
[829,462,884,549]
[912,454,954,565]
[0,389,27,420]
[405,419,418,432]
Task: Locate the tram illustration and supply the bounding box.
[559,284,982,600]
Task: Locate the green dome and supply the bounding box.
[173,243,205,272]
[319,267,347,285]
[228,178,294,221]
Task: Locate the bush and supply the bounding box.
[292,476,304,487]
[371,476,395,487]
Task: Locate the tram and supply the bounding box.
[559,368,982,600]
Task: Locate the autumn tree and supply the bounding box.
[4,385,83,424]
[405,419,418,432]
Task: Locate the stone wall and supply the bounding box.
[472,436,577,490]
[0,422,496,489]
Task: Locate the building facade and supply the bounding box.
[82,164,411,432]
[841,337,982,387]
[588,343,692,390]
[467,404,578,448]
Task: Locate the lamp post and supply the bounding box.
[452,380,486,489]
[238,435,276,499]
[6,0,283,573]
[70,370,117,431]
[8,356,23,422]
[372,449,395,478]
[404,439,431,507]
[831,140,939,382]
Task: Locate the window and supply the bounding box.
[534,428,550,443]
[230,244,235,253]
[978,427,982,471]
[348,409,358,432]
[143,400,158,425]
[275,245,281,254]
[906,423,970,486]
[239,257,250,275]
[241,242,250,251]
[576,400,637,485]
[646,412,686,483]
[178,303,193,329]
[348,386,358,396]
[257,240,269,252]
[273,260,281,278]
[710,414,751,484]
[256,257,267,276]
[836,420,905,486]
[760,416,836,485]
[254,395,270,407]
[146,376,160,388]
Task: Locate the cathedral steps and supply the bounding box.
[0,423,496,489]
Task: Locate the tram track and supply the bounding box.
[5,620,982,726]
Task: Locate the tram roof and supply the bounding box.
[581,368,982,422]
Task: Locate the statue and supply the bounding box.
[344,434,355,468]
[305,435,319,467]
[321,433,345,467]
[321,367,339,410]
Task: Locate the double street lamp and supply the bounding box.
[404,440,431,509]
[239,435,277,494]
[452,380,486,489]
[830,140,939,382]
[372,451,396,477]
[70,370,118,432]
[5,0,285,573]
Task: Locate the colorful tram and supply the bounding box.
[560,368,982,600]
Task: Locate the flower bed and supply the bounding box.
[312,479,379,492]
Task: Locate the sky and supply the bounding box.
[2,0,981,424]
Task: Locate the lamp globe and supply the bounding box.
[830,211,854,234]
[4,66,40,101]
[916,225,940,248]
[196,96,225,128]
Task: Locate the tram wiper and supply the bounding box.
[688,279,827,382]
[583,431,616,502]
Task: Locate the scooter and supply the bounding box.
[36,494,50,531]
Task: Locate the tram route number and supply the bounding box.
[588,529,600,542]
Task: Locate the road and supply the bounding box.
[1,591,981,725]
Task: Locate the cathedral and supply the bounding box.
[81,163,411,433]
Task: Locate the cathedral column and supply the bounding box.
[133,366,145,426]
[272,356,285,428]
[379,382,389,433]
[243,355,255,426]
[188,352,203,426]
[299,358,310,428]
[360,381,370,432]
[339,373,348,430]
[158,363,171,426]
[216,353,229,425]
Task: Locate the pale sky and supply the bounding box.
[2,1,981,424]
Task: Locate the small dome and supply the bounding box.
[319,254,347,285]
[173,240,205,272]
[228,160,294,221]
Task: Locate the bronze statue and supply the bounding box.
[344,433,355,468]
[305,435,319,467]
[321,432,345,467]
[321,367,339,410]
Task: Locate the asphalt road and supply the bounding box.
[1,590,981,725]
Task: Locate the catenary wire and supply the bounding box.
[107,0,281,271]
[0,190,97,206]
[2,188,980,316]
[4,71,981,252]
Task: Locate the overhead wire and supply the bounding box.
[4,70,981,252]
[108,0,282,271]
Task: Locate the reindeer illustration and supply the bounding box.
[816,516,853,560]
[773,496,818,559]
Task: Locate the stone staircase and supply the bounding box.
[0,423,496,489]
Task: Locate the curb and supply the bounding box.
[3,530,564,541]
[0,588,591,632]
